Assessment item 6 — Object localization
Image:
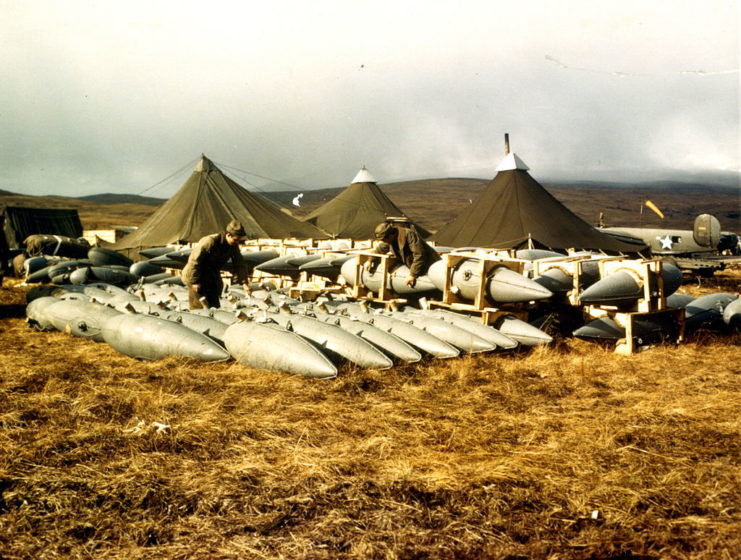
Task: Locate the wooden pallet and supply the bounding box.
[355,297,408,311]
[427,299,529,325]
[287,284,346,302]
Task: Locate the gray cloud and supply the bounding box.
[0,1,738,197]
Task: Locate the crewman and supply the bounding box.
[182,219,250,309]
[372,221,440,287]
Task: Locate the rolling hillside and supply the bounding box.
[260,178,740,232]
[0,192,156,230]
[2,178,739,234]
[79,193,166,206]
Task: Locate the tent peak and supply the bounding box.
[352,166,377,184]
[195,154,214,173]
[496,152,529,172]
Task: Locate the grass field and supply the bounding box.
[0,268,739,559]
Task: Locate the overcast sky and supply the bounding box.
[1,0,739,198]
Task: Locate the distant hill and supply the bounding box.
[0,191,157,230]
[266,178,741,232]
[540,181,740,231]
[79,193,166,206]
[2,177,739,232]
[546,179,741,192]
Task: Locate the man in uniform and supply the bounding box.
[182,219,249,309]
[373,221,440,287]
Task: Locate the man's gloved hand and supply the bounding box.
[406,276,417,288]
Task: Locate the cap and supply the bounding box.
[374,222,394,239]
[226,219,247,238]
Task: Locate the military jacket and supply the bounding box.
[181,233,248,285]
[376,226,440,278]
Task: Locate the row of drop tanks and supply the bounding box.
[572,292,741,344]
[25,282,552,379]
[249,249,740,350]
[526,253,741,342]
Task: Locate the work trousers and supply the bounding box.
[187,283,222,310]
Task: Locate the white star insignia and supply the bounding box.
[658,235,674,250]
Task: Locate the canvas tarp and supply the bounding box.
[114,155,328,252]
[1,206,83,248]
[432,153,647,253]
[303,167,430,239]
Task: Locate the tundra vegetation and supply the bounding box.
[2,179,740,231]
[0,269,738,559]
[0,188,739,559]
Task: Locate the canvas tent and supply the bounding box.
[1,206,83,248]
[114,155,327,253]
[432,153,647,253]
[303,167,430,239]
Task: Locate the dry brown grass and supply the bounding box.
[675,268,741,299]
[1,269,739,559]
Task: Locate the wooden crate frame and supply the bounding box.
[438,252,526,310]
[532,254,615,306]
[613,308,686,355]
[351,251,387,300]
[588,258,669,314]
[348,251,409,306]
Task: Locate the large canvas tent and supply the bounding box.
[432,153,647,253]
[303,167,430,239]
[114,155,327,252]
[1,206,83,248]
